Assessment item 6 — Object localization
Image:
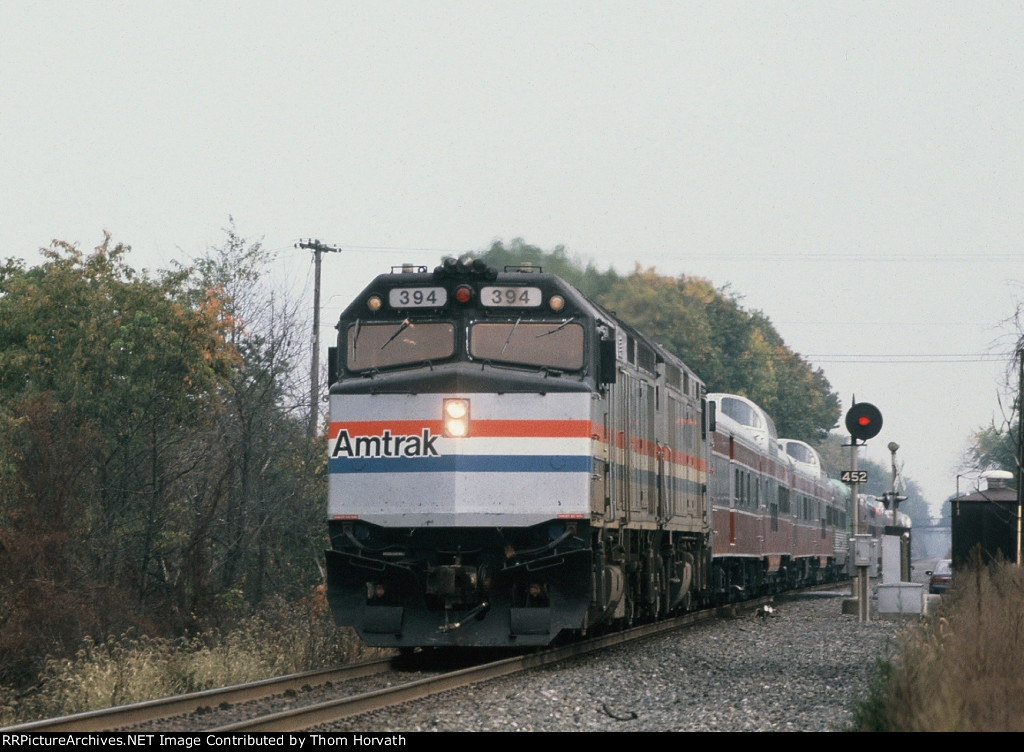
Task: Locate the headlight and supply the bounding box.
[443,398,470,437]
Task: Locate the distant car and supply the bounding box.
[926,559,953,595]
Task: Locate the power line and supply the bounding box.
[277,246,439,259]
[663,253,1024,263]
[776,320,998,327]
[305,243,1024,264]
[805,353,1014,364]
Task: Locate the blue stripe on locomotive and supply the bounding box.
[329,454,592,474]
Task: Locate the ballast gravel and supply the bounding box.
[324,592,906,733]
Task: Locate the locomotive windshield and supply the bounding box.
[339,263,594,377]
[345,320,455,371]
[469,319,584,370]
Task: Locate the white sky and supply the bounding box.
[3,2,1022,516]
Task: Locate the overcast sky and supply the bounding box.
[3,2,1022,515]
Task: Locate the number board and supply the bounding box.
[389,287,447,308]
[480,286,542,307]
[840,470,869,484]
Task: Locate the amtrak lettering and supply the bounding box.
[331,428,440,459]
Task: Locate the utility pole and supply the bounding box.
[1017,347,1023,566]
[297,239,341,439]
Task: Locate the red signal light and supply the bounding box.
[454,285,473,303]
[845,402,882,441]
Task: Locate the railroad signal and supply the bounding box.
[845,402,882,441]
[880,491,907,509]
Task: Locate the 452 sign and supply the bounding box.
[840,470,868,484]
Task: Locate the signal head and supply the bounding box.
[845,402,882,441]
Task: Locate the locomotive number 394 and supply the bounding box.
[389,287,447,308]
[480,286,542,307]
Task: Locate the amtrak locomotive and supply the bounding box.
[324,257,848,649]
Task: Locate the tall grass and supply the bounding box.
[0,586,391,727]
[849,559,1024,731]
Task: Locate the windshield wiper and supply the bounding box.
[351,319,361,357]
[501,316,522,355]
[537,317,576,338]
[380,318,411,350]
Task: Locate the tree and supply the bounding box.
[0,235,239,680]
[960,305,1024,490]
[965,424,1019,487]
[0,227,332,684]
[479,237,623,300]
[176,222,325,613]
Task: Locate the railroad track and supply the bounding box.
[6,586,845,733]
[1,658,399,733]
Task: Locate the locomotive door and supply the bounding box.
[641,379,655,517]
[626,373,641,519]
[610,371,630,524]
[615,371,649,521]
[595,404,611,521]
[657,441,667,522]
[660,394,681,523]
[687,401,705,525]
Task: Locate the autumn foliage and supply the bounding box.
[0,232,325,687]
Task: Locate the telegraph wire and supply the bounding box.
[804,353,1013,364]
[278,241,1024,264]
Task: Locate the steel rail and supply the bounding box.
[1,657,396,733]
[210,603,734,732]
[6,584,847,733]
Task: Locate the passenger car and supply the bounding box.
[926,559,953,595]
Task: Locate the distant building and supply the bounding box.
[950,471,1021,568]
[912,520,951,560]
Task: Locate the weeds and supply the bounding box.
[848,560,1024,731]
[0,586,391,726]
[845,659,896,732]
